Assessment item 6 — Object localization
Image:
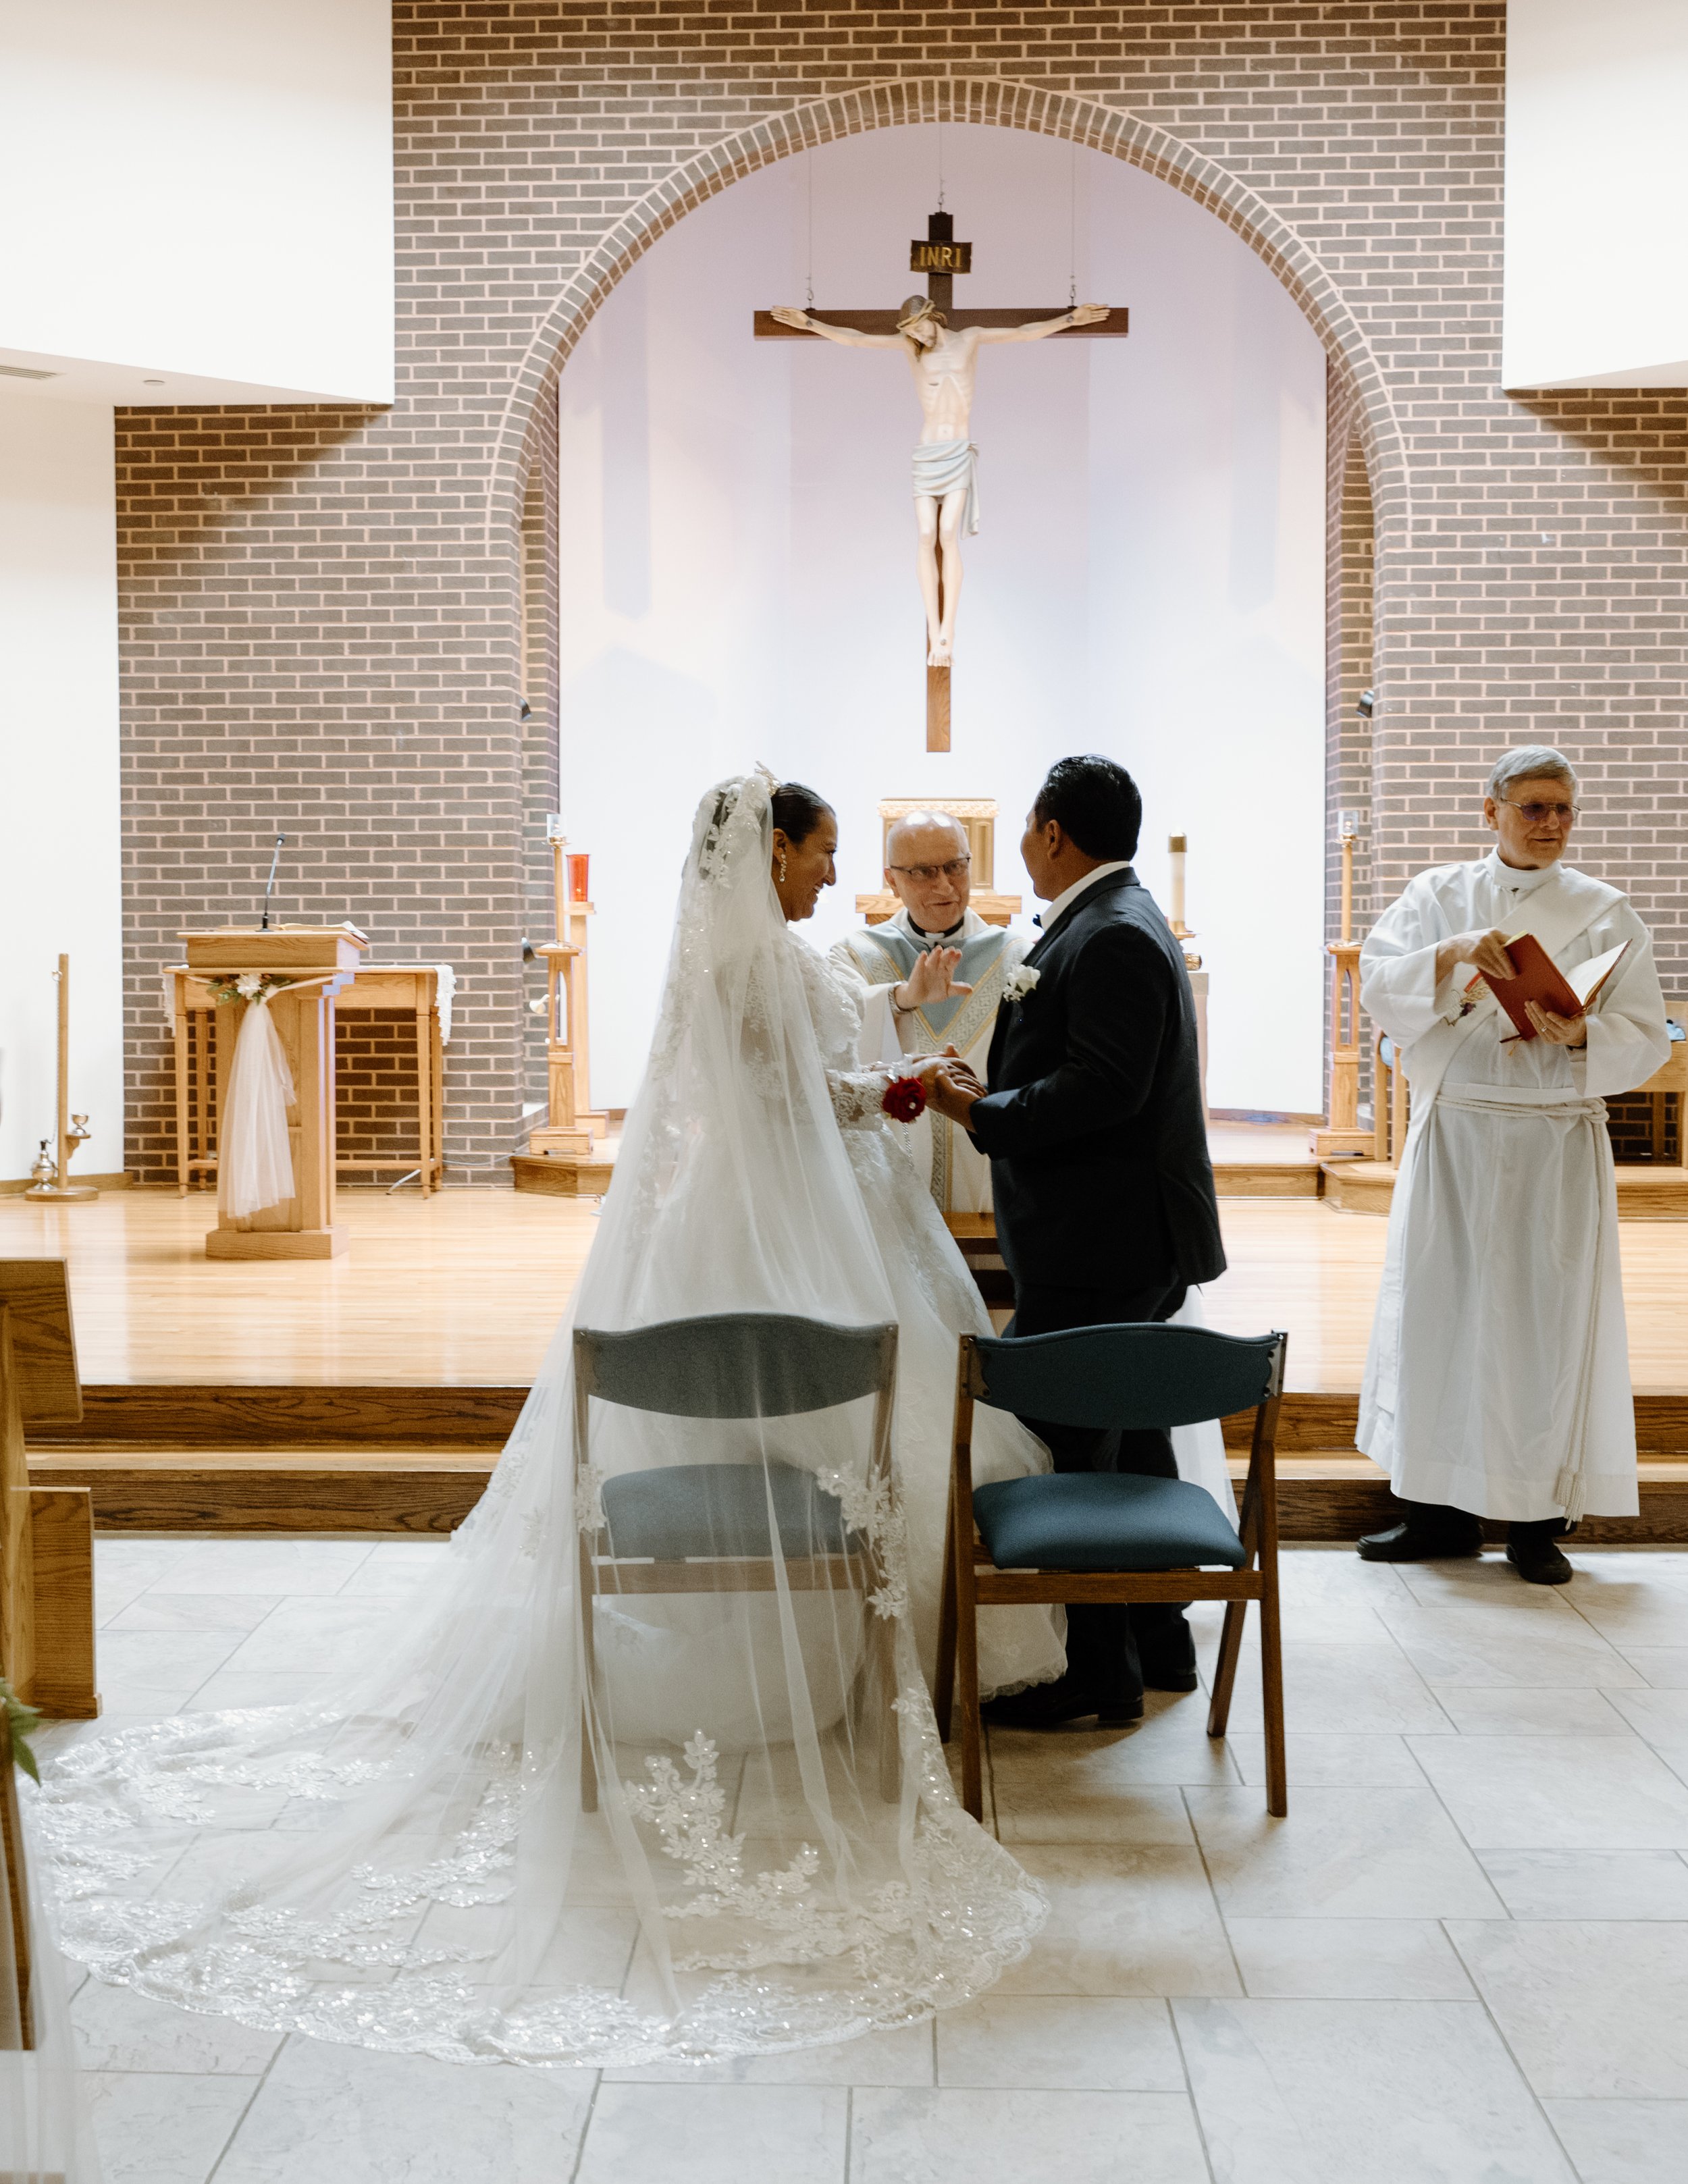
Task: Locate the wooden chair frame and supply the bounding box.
[572,1319,902,1813]
[935,1327,1288,1819]
[1,1712,33,2052]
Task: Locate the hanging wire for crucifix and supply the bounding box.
[1069,142,1078,309]
[937,119,945,211]
[805,148,815,308]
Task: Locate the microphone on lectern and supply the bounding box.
[260,834,286,930]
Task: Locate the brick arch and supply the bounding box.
[492,78,1408,564]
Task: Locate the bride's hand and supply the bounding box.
[895,946,974,1013]
[912,1045,961,1091]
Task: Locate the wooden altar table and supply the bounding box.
[168,963,448,1198]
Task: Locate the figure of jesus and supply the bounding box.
[771,295,1109,666]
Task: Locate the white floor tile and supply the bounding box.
[105,1592,284,1635]
[1220,1641,1453,1734]
[1224,1917,1474,1999]
[988,1699,1242,1790]
[1433,1686,1634,1736]
[603,2018,931,2085]
[575,2083,845,2184]
[1229,1733,1425,1787]
[87,2070,258,2184]
[219,1595,412,1674]
[1613,1647,1688,1688]
[1607,1687,1688,1742]
[994,1843,1241,1997]
[1448,1920,1688,2097]
[95,1628,251,1710]
[850,2087,1209,2183]
[157,1539,375,1595]
[216,2033,597,2182]
[338,1543,451,1595]
[73,1975,284,2073]
[1186,1786,1503,1918]
[184,1669,348,1712]
[1544,2098,1688,2182]
[1477,1848,1688,1921]
[1175,1996,1577,2181]
[936,1995,1183,2090]
[1375,1596,1643,1688]
[993,1778,1195,1846]
[1410,1734,1688,1849]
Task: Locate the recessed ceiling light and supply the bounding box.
[142,377,165,385]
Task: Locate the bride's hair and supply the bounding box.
[770,780,834,843]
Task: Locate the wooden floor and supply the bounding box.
[5,1167,1688,1397]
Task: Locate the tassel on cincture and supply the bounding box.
[1555,1465,1587,1527]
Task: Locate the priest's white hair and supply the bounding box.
[1487,743,1578,799]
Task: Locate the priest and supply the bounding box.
[1356,745,1670,1583]
[830,809,1030,1213]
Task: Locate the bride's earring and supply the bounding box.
[777,853,787,882]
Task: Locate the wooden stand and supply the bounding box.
[516,841,612,1193]
[168,964,447,1196]
[186,928,366,1259]
[1313,828,1372,1157]
[23,953,98,1204]
[0,1259,98,1720]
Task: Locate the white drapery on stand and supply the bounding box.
[215,993,296,1221]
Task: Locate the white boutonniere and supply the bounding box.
[1003,965,1040,1005]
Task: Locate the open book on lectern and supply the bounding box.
[1467,932,1633,1042]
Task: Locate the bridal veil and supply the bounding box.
[36,771,1043,2066]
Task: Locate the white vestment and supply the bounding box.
[1359,851,1669,1521]
[830,907,1030,1215]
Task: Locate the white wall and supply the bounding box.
[1505,0,1688,389]
[556,124,1327,1115]
[0,400,123,1182]
[0,0,392,404]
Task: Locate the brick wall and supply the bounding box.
[117,2,1688,1177]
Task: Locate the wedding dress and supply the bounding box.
[35,771,1046,2069]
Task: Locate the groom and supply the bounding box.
[928,753,1225,1725]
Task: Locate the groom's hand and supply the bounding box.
[923,1063,983,1130]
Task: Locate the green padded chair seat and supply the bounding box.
[971,1473,1246,1574]
[600,1460,858,1562]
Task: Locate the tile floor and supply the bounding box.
[33,1535,1688,2181]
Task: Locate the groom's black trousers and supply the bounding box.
[1007,1277,1190,1705]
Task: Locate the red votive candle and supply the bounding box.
[566,853,589,904]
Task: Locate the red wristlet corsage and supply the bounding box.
[881,1075,928,1123]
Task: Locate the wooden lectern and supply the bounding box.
[0,1260,98,1720]
[184,928,367,1260]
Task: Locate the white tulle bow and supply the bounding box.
[217,993,296,1219]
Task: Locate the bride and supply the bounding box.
[36,770,1054,2069]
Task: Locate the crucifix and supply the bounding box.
[756,207,1129,749]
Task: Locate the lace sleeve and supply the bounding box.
[826,1068,893,1130]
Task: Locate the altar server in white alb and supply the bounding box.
[1356,747,1669,1584]
[830,809,1030,1214]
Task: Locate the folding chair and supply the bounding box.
[935,1322,1289,1818]
[573,1312,900,1811]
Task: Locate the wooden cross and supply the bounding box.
[756,209,1129,750]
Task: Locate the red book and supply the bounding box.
[1468,932,1631,1042]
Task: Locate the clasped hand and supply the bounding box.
[908,1047,984,1125]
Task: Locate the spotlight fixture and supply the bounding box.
[1356,689,1375,719]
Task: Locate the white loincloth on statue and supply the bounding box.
[912,437,980,534]
[831,907,1028,1215]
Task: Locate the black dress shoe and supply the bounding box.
[1357,1518,1483,1562]
[1506,1520,1573,1586]
[982,1674,1144,1729]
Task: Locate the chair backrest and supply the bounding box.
[575,1312,897,1420]
[967,1322,1284,1431]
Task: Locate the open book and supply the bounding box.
[1467,932,1632,1042]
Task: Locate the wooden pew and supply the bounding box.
[1,1262,99,1719]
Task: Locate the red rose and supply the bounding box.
[882,1075,927,1124]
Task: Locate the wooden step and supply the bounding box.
[1323,1160,1688,1218]
[1213,1161,1321,1198]
[512,1146,617,1195]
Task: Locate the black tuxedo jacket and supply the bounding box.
[967,867,1225,1292]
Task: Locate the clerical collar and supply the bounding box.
[1483,847,1560,894]
[908,913,967,941]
